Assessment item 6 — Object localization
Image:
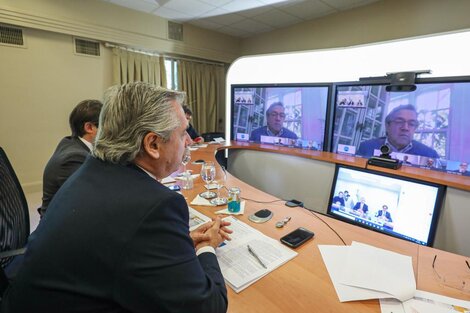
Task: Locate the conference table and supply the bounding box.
[176,142,469,313]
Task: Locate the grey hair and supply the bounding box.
[385,104,417,124]
[266,102,284,116]
[93,82,186,164]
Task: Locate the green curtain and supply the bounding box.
[112,48,166,86]
[177,59,225,134]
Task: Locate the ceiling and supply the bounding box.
[101,0,380,38]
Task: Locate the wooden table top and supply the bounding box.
[175,143,469,313]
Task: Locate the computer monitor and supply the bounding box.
[331,77,470,176]
[327,165,445,246]
[231,84,330,150]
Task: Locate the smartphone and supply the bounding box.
[168,185,181,191]
[280,227,314,248]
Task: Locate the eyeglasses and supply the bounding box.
[268,112,286,119]
[390,119,419,128]
[432,254,470,294]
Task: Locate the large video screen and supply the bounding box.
[327,165,445,246]
[332,79,470,176]
[231,84,330,150]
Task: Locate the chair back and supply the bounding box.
[0,147,29,269]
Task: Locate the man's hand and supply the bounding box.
[195,217,232,250]
[190,218,233,248]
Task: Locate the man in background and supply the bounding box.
[357,104,439,159]
[375,204,394,230]
[183,105,204,143]
[2,82,230,313]
[352,197,369,218]
[250,102,298,142]
[39,99,102,217]
[453,161,469,176]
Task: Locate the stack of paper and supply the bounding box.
[319,242,470,313]
[216,216,297,293]
[319,242,416,302]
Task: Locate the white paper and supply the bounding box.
[379,298,405,313]
[318,245,392,302]
[174,174,200,181]
[216,216,297,293]
[188,207,211,231]
[215,201,246,215]
[161,176,176,184]
[341,241,416,301]
[190,195,216,206]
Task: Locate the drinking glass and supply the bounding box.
[181,148,191,175]
[200,161,217,199]
[210,165,228,205]
[181,148,192,190]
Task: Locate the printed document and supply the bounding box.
[216,216,297,293]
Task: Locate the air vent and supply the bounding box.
[0,24,24,46]
[74,38,100,56]
[168,21,183,41]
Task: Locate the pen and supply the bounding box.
[247,244,267,269]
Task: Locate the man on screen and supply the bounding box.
[352,197,369,218]
[375,205,394,230]
[249,102,298,142]
[357,104,439,159]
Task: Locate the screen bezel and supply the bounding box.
[231,83,333,151]
[326,164,446,247]
[329,75,470,156]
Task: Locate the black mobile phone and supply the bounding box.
[280,227,314,248]
[285,199,304,207]
[168,185,181,191]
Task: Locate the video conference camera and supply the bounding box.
[367,145,402,170]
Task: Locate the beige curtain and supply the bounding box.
[177,60,225,134]
[112,48,166,86]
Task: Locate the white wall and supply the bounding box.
[0,0,241,192]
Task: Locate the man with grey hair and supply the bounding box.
[357,104,439,159]
[249,102,298,142]
[2,82,230,313]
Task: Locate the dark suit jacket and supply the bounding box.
[187,123,200,140]
[40,136,90,216]
[357,137,439,159]
[2,156,227,313]
[353,202,369,214]
[376,210,392,222]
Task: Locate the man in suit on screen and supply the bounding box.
[39,99,102,217]
[357,104,439,159]
[250,102,298,142]
[2,82,231,313]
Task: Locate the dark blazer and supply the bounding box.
[353,202,369,214]
[187,123,200,140]
[249,126,298,142]
[357,137,439,159]
[40,136,90,216]
[2,156,227,313]
[376,210,393,222]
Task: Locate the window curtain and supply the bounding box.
[112,48,166,87]
[177,60,225,134]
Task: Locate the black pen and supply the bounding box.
[247,244,267,269]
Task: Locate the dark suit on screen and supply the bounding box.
[357,137,439,159]
[2,156,227,313]
[352,202,369,215]
[40,136,90,216]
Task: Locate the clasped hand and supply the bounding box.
[190,217,232,250]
